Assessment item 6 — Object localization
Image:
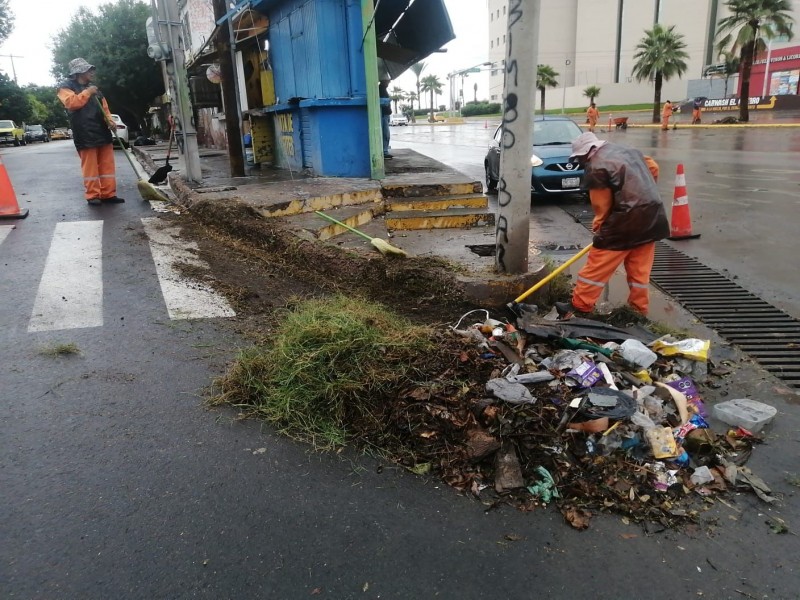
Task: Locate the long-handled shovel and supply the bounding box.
[148,126,175,184]
[506,243,593,314]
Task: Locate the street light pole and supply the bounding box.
[561,58,571,114]
[0,54,22,84]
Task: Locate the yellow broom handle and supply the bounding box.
[513,243,593,304]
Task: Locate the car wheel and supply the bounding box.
[485,163,498,192]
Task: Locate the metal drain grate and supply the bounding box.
[561,203,800,389]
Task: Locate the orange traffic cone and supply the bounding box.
[668,163,699,240]
[0,156,28,220]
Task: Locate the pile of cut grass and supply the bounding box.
[213,295,437,449]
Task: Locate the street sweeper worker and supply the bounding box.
[555,132,670,319]
[661,99,673,130]
[586,102,599,133]
[57,58,123,206]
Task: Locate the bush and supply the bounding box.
[461,102,501,117]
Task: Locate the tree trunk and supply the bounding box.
[739,40,754,122]
[539,88,545,112]
[652,71,663,123]
[429,89,435,122]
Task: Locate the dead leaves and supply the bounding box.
[561,506,592,530]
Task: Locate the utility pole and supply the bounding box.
[0,54,23,84]
[495,0,541,275]
[213,0,245,177]
[155,0,202,183]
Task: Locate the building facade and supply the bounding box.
[487,0,800,108]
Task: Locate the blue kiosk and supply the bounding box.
[248,0,454,178]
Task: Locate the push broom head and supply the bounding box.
[371,238,408,258]
[138,179,169,202]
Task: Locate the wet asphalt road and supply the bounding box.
[2,140,799,599]
[391,120,800,319]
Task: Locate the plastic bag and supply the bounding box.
[620,339,658,368]
[651,337,710,362]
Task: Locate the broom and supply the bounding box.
[97,97,168,202]
[314,210,407,258]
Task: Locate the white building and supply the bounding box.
[487,0,800,108]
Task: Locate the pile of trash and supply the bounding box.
[401,307,778,530]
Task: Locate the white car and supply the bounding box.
[389,113,408,126]
[110,114,129,145]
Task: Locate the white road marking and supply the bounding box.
[0,225,14,245]
[29,221,104,332]
[141,217,235,320]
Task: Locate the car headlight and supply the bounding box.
[530,154,543,167]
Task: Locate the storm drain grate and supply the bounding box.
[561,203,800,388]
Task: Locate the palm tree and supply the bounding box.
[420,75,443,122]
[390,86,405,114]
[409,61,426,122]
[536,65,559,112]
[406,91,418,117]
[715,0,794,122]
[718,49,741,98]
[582,85,601,104]
[473,82,478,103]
[632,24,689,123]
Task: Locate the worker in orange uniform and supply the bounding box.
[586,102,600,133]
[661,99,673,130]
[57,58,123,206]
[691,98,703,124]
[555,132,670,319]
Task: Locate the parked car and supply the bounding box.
[24,124,50,143]
[110,114,129,146]
[50,128,71,140]
[0,120,26,146]
[389,113,408,126]
[484,116,585,198]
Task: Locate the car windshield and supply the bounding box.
[0,120,14,128]
[27,125,43,132]
[533,119,582,146]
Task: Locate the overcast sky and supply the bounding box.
[0,0,489,98]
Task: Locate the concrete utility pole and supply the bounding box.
[156,0,202,183]
[495,0,541,275]
[0,54,22,84]
[360,0,385,179]
[213,0,245,177]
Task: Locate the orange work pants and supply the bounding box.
[78,144,116,201]
[572,242,656,315]
[661,115,671,130]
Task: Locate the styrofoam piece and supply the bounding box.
[712,398,777,433]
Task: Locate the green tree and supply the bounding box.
[409,61,426,121]
[715,0,794,122]
[0,73,31,122]
[0,0,14,45]
[51,0,164,131]
[632,24,689,123]
[717,49,741,98]
[390,86,405,114]
[582,85,601,104]
[420,74,443,122]
[406,91,417,116]
[536,64,559,112]
[25,84,69,130]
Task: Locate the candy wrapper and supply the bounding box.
[565,360,603,388]
[667,377,708,417]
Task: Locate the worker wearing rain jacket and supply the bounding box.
[661,100,673,130]
[586,103,599,133]
[557,132,669,318]
[57,58,123,206]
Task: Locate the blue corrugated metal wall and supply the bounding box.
[267,0,365,102]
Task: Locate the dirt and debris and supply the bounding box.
[176,197,778,531]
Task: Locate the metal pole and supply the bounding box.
[360,0,385,179]
[159,0,202,182]
[762,39,772,97]
[561,58,569,114]
[495,0,541,275]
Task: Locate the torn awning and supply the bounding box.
[374,0,455,80]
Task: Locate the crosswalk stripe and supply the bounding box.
[0,225,13,246]
[28,221,104,332]
[141,217,235,320]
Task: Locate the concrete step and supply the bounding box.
[381,180,483,198]
[282,205,384,241]
[386,208,495,231]
[385,193,489,213]
[252,181,383,218]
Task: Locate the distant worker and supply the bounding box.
[379,76,393,159]
[692,98,703,125]
[586,102,600,133]
[661,99,673,131]
[556,132,670,319]
[57,58,123,206]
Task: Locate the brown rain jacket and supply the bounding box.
[583,143,670,250]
